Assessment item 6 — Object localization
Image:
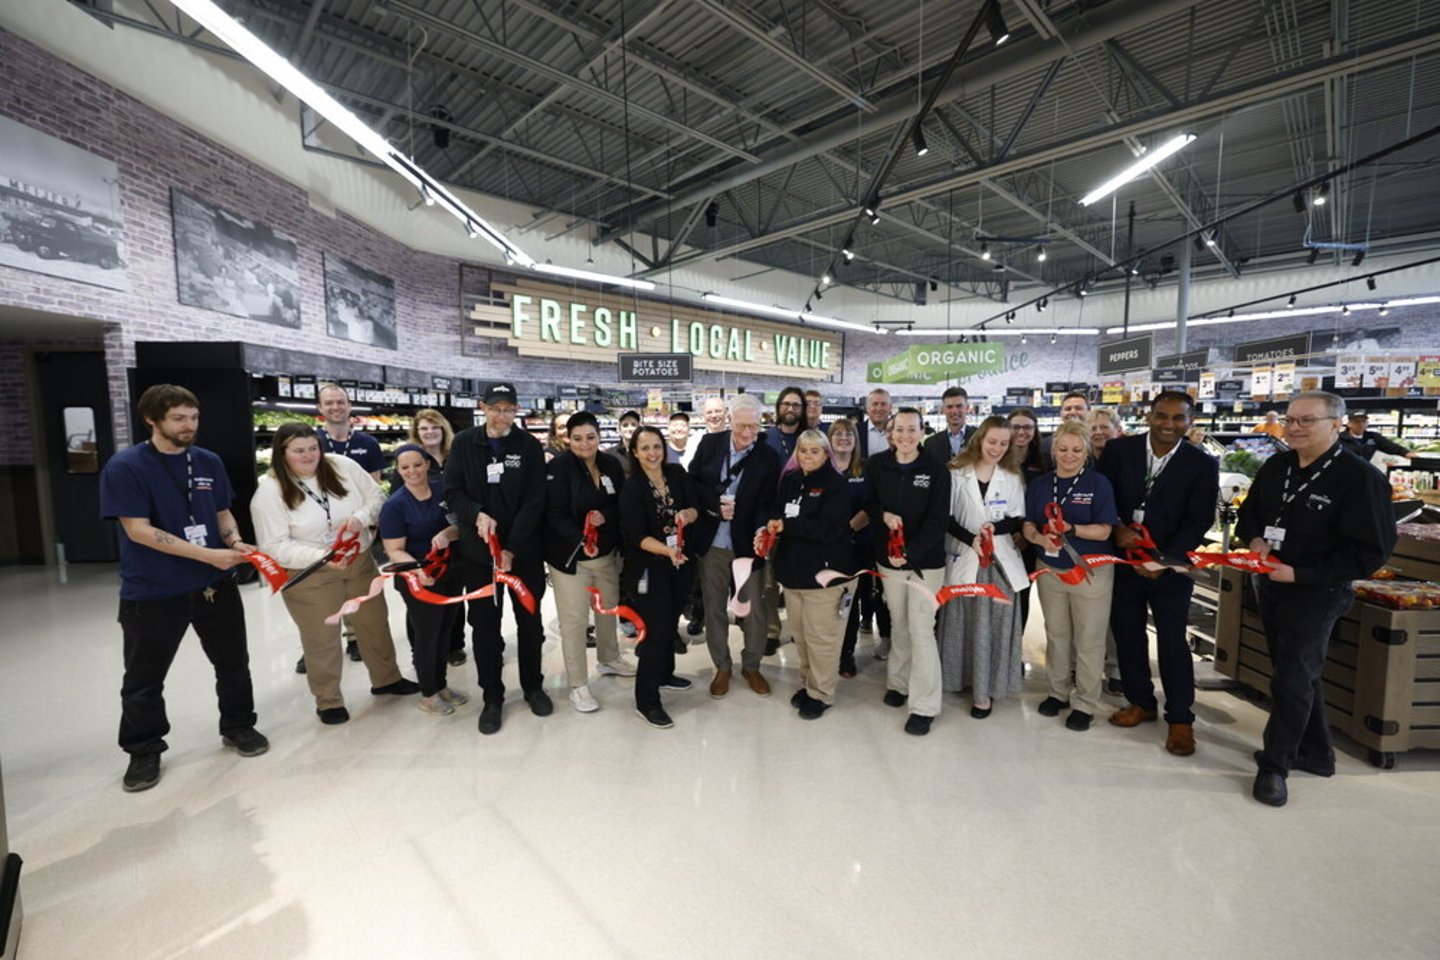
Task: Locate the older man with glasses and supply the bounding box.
[1235,391,1396,807]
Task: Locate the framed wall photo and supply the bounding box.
[0,114,129,291]
[323,252,397,350]
[171,188,301,327]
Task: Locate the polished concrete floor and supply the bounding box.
[1,561,1437,959]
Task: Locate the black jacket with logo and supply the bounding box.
[766,465,852,589]
[863,449,951,572]
[444,426,547,562]
[545,450,626,574]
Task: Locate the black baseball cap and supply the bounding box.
[483,381,518,405]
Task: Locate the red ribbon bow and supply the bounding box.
[755,526,779,559]
[1186,550,1278,573]
[1042,501,1069,547]
[887,524,906,565]
[242,551,289,592]
[977,527,995,569]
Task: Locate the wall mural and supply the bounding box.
[324,252,397,350]
[171,187,301,327]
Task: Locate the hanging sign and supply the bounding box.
[1234,332,1312,364]
[1416,356,1440,389]
[1251,366,1272,399]
[618,353,694,382]
[1272,362,1296,398]
[1097,334,1153,375]
[1198,371,1216,399]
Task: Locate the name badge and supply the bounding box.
[1133,508,1146,523]
[784,501,801,518]
[487,462,504,484]
[601,476,615,494]
[989,499,1006,521]
[665,533,679,550]
[183,524,208,547]
[1263,525,1286,547]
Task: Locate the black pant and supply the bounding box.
[397,573,461,697]
[631,560,694,712]
[457,553,548,704]
[857,550,891,638]
[117,579,256,755]
[1017,544,1038,630]
[1111,566,1196,723]
[1254,578,1353,776]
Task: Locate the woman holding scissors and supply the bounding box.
[252,422,417,724]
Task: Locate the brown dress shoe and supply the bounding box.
[1109,704,1159,727]
[709,669,731,699]
[1165,722,1196,756]
[741,668,772,697]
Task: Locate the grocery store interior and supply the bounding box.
[1,1,1439,958]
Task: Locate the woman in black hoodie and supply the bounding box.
[765,430,853,719]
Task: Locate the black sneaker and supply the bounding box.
[764,636,780,656]
[673,635,688,655]
[1065,710,1093,731]
[222,728,270,757]
[586,625,597,649]
[316,706,350,725]
[122,753,161,792]
[295,655,307,675]
[371,678,421,696]
[686,617,704,637]
[790,688,808,708]
[478,702,504,735]
[635,706,674,729]
[799,697,831,721]
[661,676,693,691]
[525,689,554,717]
[1104,678,1125,697]
[883,689,908,708]
[448,649,468,667]
[1037,696,1067,717]
[346,639,361,662]
[904,714,933,736]
[839,658,857,678]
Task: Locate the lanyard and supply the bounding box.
[1275,445,1340,527]
[300,478,333,533]
[721,443,752,490]
[1141,440,1178,506]
[146,441,196,525]
[1052,467,1085,509]
[318,427,352,461]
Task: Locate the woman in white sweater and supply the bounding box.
[252,423,417,724]
[937,416,1030,718]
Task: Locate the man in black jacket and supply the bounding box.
[1236,391,1397,807]
[1338,411,1410,461]
[687,393,781,699]
[445,381,551,735]
[1097,391,1218,757]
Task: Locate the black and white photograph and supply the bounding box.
[170,187,301,327]
[324,252,397,349]
[0,114,128,291]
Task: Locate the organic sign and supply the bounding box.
[866,343,1016,385]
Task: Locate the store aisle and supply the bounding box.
[0,563,1437,959]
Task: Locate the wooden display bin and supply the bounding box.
[1213,534,1440,769]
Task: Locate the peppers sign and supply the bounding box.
[867,343,1018,385]
[1097,334,1153,375]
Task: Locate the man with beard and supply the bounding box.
[101,384,268,792]
[761,386,806,651]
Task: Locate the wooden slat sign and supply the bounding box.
[467,277,842,380]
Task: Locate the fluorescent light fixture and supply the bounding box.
[166,0,533,266]
[1079,133,1197,206]
[700,293,885,333]
[534,263,656,291]
[984,1,1011,46]
[802,312,879,333]
[913,127,929,157]
[980,242,991,261]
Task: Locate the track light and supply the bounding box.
[992,262,1005,273]
[1307,248,1320,265]
[1379,303,1390,316]
[1341,304,1350,315]
[1079,133,1196,206]
[912,126,929,157]
[1287,294,1296,308]
[1313,181,1329,206]
[1366,276,1377,291]
[420,184,435,206]
[842,237,855,261]
[980,241,991,261]
[1130,264,1141,276]
[1037,298,1047,313]
[1352,250,1366,268]
[464,221,479,239]
[1204,233,1218,248]
[1228,308,1235,318]
[929,277,939,292]
[1050,333,1057,345]
[705,201,719,227]
[1037,245,1047,262]
[814,289,823,301]
[822,272,832,286]
[984,1,1011,46]
[1021,334,1028,344]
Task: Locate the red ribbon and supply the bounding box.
[243,550,289,592]
[582,513,600,559]
[322,542,535,624]
[887,524,906,565]
[585,586,648,644]
[675,516,686,555]
[936,582,1011,605]
[755,527,778,559]
[1186,550,1278,573]
[977,527,995,569]
[1042,501,1069,549]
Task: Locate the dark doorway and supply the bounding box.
[34,350,117,562]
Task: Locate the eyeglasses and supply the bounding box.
[1282,415,1337,427]
[778,401,802,409]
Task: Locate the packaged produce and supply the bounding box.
[1352,579,1440,609]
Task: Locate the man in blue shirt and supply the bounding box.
[100,384,269,792]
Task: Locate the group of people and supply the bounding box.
[101,378,1396,809]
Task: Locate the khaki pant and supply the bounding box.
[282,552,401,710]
[784,584,847,704]
[1035,561,1115,716]
[881,567,944,717]
[549,555,622,688]
[698,547,767,672]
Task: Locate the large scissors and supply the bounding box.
[977,526,1016,595]
[280,526,363,592]
[1124,522,1197,576]
[1043,501,1092,583]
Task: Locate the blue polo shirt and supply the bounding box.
[100,442,234,601]
[317,426,387,474]
[1024,469,1120,570]
[379,480,452,562]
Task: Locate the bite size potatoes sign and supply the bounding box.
[466,276,842,380]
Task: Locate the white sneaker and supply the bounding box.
[418,694,455,717]
[569,685,600,713]
[439,687,470,706]
[596,655,638,677]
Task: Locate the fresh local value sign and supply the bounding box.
[867,343,1017,385]
[466,277,841,380]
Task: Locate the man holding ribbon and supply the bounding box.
[1236,391,1396,808]
[446,381,551,736]
[102,384,269,792]
[1098,390,1218,756]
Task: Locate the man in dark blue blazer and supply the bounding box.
[1096,390,1218,756]
[687,394,782,698]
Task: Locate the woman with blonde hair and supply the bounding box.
[1021,420,1119,731]
[938,416,1030,717]
[828,418,876,676]
[252,423,417,724]
[409,408,454,475]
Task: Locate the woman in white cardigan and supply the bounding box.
[252,423,416,724]
[937,415,1030,718]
